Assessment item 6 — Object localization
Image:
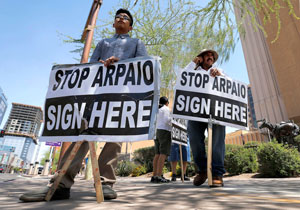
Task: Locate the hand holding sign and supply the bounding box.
[100,56,120,67]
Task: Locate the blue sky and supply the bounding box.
[0,0,249,131]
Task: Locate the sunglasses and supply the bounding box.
[115,14,131,21]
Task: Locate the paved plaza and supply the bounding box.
[1,173,300,209]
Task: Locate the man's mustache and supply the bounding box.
[207,58,213,62]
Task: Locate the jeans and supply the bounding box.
[187,120,226,176]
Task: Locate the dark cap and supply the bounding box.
[159,96,169,105]
[116,8,133,26]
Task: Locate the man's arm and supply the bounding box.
[135,39,148,57]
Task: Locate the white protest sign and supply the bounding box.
[40,56,160,142]
[172,118,188,146]
[172,64,248,129]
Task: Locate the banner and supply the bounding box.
[172,118,188,146]
[40,56,160,142]
[172,64,248,129]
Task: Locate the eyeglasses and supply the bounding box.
[115,14,131,21]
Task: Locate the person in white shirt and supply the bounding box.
[151,96,172,183]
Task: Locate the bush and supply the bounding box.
[257,141,300,177]
[224,144,259,175]
[186,162,196,176]
[293,135,300,152]
[162,166,169,174]
[133,146,155,172]
[244,141,259,149]
[173,162,195,177]
[115,161,137,177]
[131,165,147,177]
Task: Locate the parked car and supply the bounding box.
[0,166,4,173]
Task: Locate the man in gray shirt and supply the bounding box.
[90,12,147,64]
[20,8,148,202]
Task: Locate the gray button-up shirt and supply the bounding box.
[90,34,148,63]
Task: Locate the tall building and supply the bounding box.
[1,103,43,163]
[0,87,8,126]
[1,136,37,164]
[234,1,300,125]
[247,85,257,129]
[4,103,43,142]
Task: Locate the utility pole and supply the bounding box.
[58,0,102,164]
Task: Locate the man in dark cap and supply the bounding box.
[20,8,148,202]
[186,49,226,187]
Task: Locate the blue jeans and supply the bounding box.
[187,120,226,176]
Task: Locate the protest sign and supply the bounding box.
[172,65,248,129]
[40,57,160,142]
[172,118,188,146]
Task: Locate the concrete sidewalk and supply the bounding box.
[1,173,300,209]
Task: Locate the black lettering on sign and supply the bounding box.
[92,66,103,87]
[212,77,247,99]
[115,64,126,85]
[43,92,154,136]
[173,90,247,127]
[124,63,136,85]
[143,60,153,85]
[53,70,64,91]
[78,68,90,88]
[53,68,91,90]
[68,69,80,89]
[104,65,116,86]
[172,123,188,145]
[180,71,210,88]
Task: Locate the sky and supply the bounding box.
[0,1,249,159]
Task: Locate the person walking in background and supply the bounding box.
[151,96,172,183]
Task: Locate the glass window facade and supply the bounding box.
[0,87,8,126]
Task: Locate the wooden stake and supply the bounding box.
[58,0,102,164]
[89,141,104,203]
[45,141,83,201]
[207,116,213,186]
[179,144,184,183]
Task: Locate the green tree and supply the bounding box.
[40,148,61,172]
[64,0,235,95]
[63,0,300,92]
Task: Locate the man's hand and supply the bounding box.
[210,68,222,77]
[193,56,203,70]
[193,56,203,65]
[99,56,120,67]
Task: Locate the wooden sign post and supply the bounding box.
[179,145,184,183]
[207,116,214,187]
[45,141,104,203]
[48,0,104,203]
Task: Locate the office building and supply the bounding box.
[247,85,258,129]
[234,1,300,125]
[2,103,43,163]
[0,136,36,163]
[4,103,43,141]
[0,87,8,126]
